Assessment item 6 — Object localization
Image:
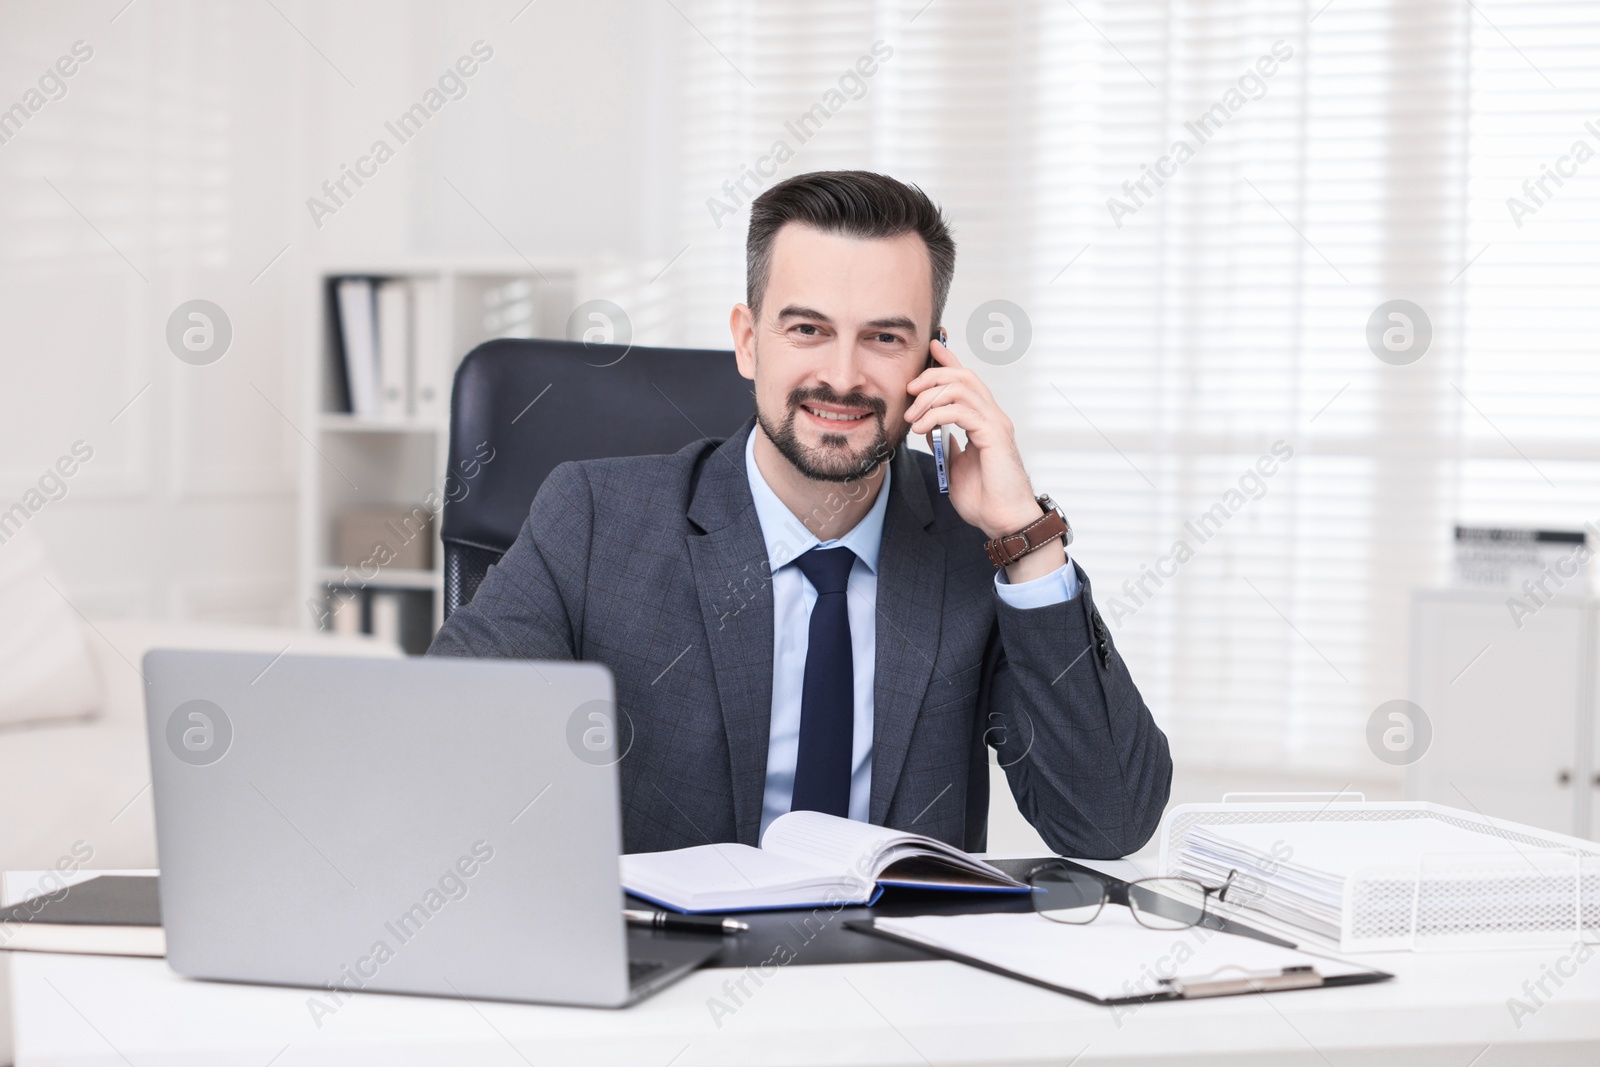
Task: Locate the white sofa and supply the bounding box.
[0,617,399,1066]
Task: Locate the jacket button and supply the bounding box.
[1091,610,1112,666]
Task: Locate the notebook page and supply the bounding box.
[760,811,905,882]
[875,910,1372,1001]
[621,843,838,903]
[762,811,1024,887]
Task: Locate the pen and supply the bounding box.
[624,908,749,935]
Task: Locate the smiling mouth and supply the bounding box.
[801,404,872,424]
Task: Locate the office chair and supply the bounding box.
[441,338,754,618]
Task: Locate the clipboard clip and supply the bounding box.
[1161,964,1323,999]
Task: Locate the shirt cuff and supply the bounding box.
[993,555,1082,608]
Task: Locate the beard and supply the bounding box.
[756,383,905,483]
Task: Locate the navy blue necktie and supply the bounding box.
[790,546,856,817]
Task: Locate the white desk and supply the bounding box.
[8,869,1600,1066]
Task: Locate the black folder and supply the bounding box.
[0,875,164,957]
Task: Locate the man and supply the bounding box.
[429,170,1171,859]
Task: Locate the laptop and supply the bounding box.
[143,650,720,1008]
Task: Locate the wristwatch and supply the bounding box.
[984,494,1072,568]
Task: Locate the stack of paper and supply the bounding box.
[1174,818,1530,946]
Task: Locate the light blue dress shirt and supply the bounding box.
[746,430,1082,838]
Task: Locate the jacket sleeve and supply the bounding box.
[984,564,1172,858]
[426,462,593,660]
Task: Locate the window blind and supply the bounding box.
[665,0,1598,774]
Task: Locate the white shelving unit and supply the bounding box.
[1409,586,1599,840]
[298,259,578,652]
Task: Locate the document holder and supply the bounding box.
[846,915,1390,1005]
[1160,798,1600,953]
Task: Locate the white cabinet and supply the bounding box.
[1408,588,1596,839]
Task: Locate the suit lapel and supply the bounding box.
[685,422,947,838]
[686,419,773,846]
[869,444,945,825]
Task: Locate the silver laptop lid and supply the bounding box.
[144,650,632,1007]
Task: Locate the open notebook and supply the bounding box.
[621,810,1029,913]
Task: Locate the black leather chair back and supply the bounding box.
[442,338,753,618]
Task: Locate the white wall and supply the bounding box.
[0,1,1413,807]
[0,0,673,625]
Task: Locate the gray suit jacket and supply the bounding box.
[428,417,1171,857]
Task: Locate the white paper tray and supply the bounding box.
[1157,797,1600,953]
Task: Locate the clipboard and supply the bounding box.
[846,913,1391,1005]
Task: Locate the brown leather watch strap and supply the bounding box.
[984,498,1071,568]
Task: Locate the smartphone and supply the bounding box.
[929,327,950,494]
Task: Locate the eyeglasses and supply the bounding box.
[1025,863,1238,932]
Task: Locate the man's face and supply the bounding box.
[732,223,934,483]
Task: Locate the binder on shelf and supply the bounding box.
[322,277,352,414]
[363,588,433,655]
[327,587,363,636]
[375,279,412,418]
[369,589,404,646]
[331,277,381,417]
[411,276,447,419]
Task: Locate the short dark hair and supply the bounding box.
[745,170,955,331]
